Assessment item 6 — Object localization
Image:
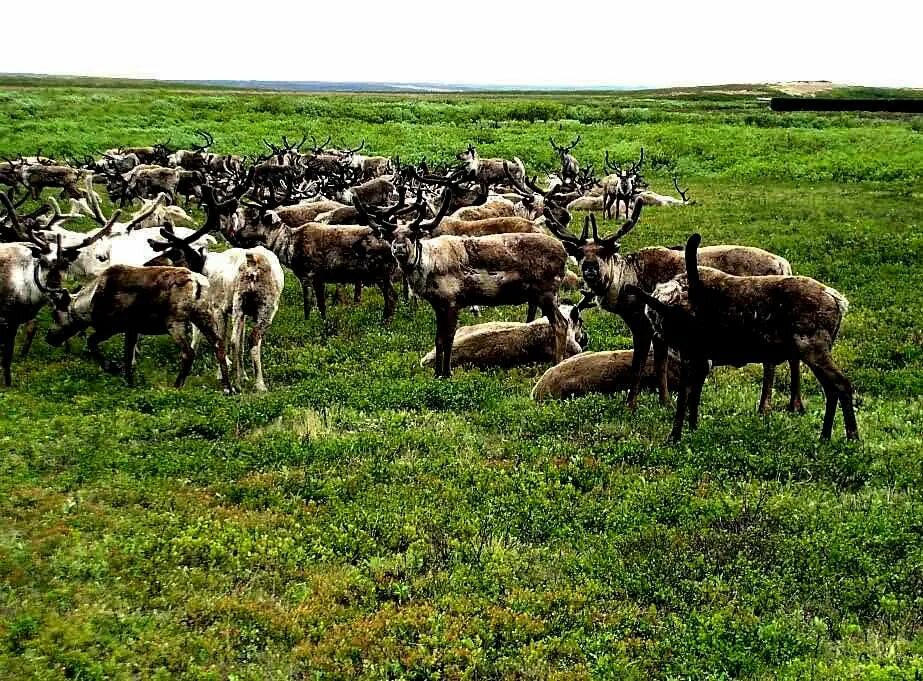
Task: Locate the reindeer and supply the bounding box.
[38,263,233,392]
[334,176,395,207]
[546,207,800,412]
[456,144,526,191]
[119,165,182,204]
[421,301,590,370]
[221,195,401,323]
[167,130,213,170]
[367,186,569,377]
[532,349,681,402]
[503,164,581,227]
[1,193,116,384]
[345,143,392,181]
[549,135,580,186]
[601,148,645,219]
[145,189,285,391]
[43,185,211,280]
[636,176,695,208]
[627,234,857,441]
[104,143,172,166]
[16,163,87,200]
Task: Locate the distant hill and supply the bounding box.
[0,74,919,98]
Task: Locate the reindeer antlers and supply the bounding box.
[673,175,692,203]
[550,135,580,153]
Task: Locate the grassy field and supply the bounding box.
[1,81,922,679]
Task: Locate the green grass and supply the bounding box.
[1,82,922,680]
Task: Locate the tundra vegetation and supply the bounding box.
[0,78,922,679]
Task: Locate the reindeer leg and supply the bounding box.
[670,359,694,443]
[299,275,314,320]
[806,353,858,441]
[354,282,363,304]
[313,280,327,319]
[87,330,118,374]
[687,360,709,431]
[626,323,653,410]
[652,337,672,406]
[758,363,775,414]
[249,325,267,392]
[19,319,37,358]
[122,331,138,386]
[538,295,567,364]
[230,312,247,392]
[434,305,459,378]
[1,324,16,387]
[168,322,196,389]
[526,301,538,323]
[380,279,396,323]
[788,359,805,413]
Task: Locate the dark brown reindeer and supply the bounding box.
[549,135,581,186]
[546,207,801,412]
[627,233,857,441]
[367,186,569,378]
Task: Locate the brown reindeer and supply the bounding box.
[628,233,857,441]
[367,186,569,377]
[546,207,800,412]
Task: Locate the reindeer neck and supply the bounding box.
[267,224,296,266]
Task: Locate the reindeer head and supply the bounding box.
[545,204,644,297]
[605,148,645,199]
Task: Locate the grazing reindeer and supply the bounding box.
[627,233,857,441]
[1,194,106,384]
[601,148,645,219]
[546,208,800,412]
[119,164,182,204]
[39,264,233,393]
[17,163,87,200]
[369,187,569,377]
[550,136,580,185]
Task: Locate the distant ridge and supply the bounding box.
[184,79,641,93]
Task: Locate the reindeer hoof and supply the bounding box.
[787,400,805,414]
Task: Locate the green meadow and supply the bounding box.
[1,79,922,679]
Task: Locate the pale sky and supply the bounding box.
[4,0,921,88]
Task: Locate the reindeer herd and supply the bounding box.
[0,132,858,441]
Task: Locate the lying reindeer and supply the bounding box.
[420,302,590,370]
[628,234,857,441]
[532,349,681,402]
